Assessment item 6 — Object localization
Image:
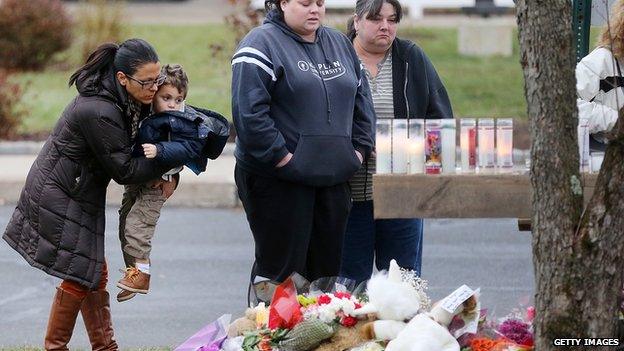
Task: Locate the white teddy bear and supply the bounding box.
[353,260,478,351]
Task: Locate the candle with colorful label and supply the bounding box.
[425,119,442,174]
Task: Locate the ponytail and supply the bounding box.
[68,38,159,88]
[68,43,119,87]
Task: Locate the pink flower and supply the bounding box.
[498,319,533,347]
[317,294,332,305]
[526,306,535,322]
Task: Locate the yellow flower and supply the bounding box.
[297,294,317,307]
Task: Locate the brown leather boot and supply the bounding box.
[80,290,119,351]
[44,287,83,351]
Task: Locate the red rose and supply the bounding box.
[354,303,362,309]
[317,294,332,305]
[341,316,358,327]
[334,291,352,299]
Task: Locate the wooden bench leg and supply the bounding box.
[518,218,532,232]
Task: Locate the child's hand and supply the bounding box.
[142,144,157,158]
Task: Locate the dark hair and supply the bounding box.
[69,38,159,87]
[161,64,189,98]
[346,0,403,41]
[264,0,284,14]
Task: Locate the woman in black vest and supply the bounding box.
[3,39,176,350]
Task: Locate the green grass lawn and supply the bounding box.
[13,24,527,134]
[400,27,525,120]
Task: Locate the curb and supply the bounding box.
[0,181,240,209]
[0,141,46,155]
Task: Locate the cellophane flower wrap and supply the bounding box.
[458,306,535,351]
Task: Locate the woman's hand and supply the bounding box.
[142,144,158,159]
[275,153,293,168]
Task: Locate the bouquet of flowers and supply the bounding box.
[300,291,362,327]
[221,276,372,351]
[457,306,534,351]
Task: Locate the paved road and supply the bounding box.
[62,0,517,27]
[0,206,533,348]
[63,0,238,24]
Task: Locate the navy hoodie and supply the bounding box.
[231,10,375,187]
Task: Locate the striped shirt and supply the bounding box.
[350,51,394,202]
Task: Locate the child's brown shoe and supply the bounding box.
[116,289,137,302]
[117,267,150,294]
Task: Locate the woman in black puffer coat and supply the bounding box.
[2,39,177,350]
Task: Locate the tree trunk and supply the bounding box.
[517,1,624,348]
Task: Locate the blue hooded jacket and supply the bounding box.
[134,106,230,175]
[231,10,376,187]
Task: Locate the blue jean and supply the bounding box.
[340,200,423,283]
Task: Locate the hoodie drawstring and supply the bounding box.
[303,39,332,124]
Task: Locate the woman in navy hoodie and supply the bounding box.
[231,0,375,295]
[340,0,453,283]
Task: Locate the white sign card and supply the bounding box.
[440,284,476,313]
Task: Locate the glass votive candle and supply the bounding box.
[408,119,425,174]
[460,118,477,173]
[376,119,392,174]
[478,118,495,169]
[441,119,457,174]
[392,119,409,174]
[496,118,513,168]
[590,151,604,173]
[425,119,442,174]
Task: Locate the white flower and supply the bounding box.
[319,307,337,323]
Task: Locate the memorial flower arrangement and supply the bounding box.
[175,261,534,351]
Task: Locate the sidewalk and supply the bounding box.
[0,143,239,208]
[0,141,530,208]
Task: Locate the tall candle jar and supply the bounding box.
[425,119,442,174]
[376,119,392,174]
[478,118,495,169]
[578,117,590,173]
[496,118,513,168]
[408,119,425,174]
[441,119,457,174]
[392,119,409,173]
[460,118,477,173]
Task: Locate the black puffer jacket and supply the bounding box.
[3,68,171,289]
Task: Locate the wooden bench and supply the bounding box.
[373,172,598,231]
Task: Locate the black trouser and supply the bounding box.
[235,164,352,283]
